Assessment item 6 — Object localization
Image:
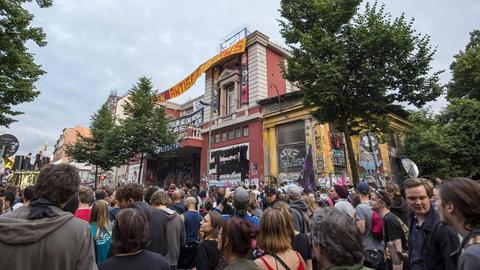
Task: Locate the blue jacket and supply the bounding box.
[408,207,459,270]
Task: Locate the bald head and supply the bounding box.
[185,196,197,210]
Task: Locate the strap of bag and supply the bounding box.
[271,253,292,270]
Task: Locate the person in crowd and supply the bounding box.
[286,184,309,234]
[178,196,203,269]
[216,187,260,227]
[90,199,112,263]
[436,178,480,269]
[0,164,96,270]
[310,207,371,270]
[303,194,319,217]
[371,190,408,270]
[385,182,409,225]
[272,201,312,270]
[151,190,185,270]
[12,185,34,211]
[201,198,214,217]
[144,186,159,206]
[402,178,459,270]
[219,217,259,270]
[116,183,169,256]
[95,189,107,201]
[0,190,15,214]
[255,208,306,270]
[170,189,186,214]
[195,210,223,270]
[262,186,278,210]
[249,190,263,218]
[98,208,169,270]
[75,186,94,222]
[333,184,355,219]
[355,181,384,269]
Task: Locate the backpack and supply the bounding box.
[371,210,384,241]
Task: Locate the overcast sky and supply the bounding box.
[3,0,479,157]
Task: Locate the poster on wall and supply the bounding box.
[127,164,141,182]
[209,143,249,182]
[277,145,306,173]
[240,52,249,105]
[358,132,383,175]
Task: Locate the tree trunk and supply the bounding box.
[343,126,360,187]
[94,165,98,189]
[138,152,144,184]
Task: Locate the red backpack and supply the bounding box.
[371,210,384,241]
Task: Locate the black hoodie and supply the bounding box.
[132,201,169,256]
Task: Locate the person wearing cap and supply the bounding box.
[371,190,408,270]
[355,181,384,268]
[333,185,355,219]
[262,186,278,210]
[286,184,309,234]
[215,187,260,228]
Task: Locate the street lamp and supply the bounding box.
[199,100,213,181]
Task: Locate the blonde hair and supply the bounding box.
[90,199,111,238]
[257,208,292,254]
[303,194,319,214]
[272,201,296,242]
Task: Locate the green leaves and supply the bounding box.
[0,0,51,127]
[447,30,480,101]
[404,99,480,179]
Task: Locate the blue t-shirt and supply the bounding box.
[184,210,202,243]
[90,223,112,263]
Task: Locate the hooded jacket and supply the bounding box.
[132,201,169,256]
[0,206,97,270]
[160,207,186,267]
[290,199,309,233]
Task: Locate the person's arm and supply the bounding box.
[355,206,366,235]
[215,189,232,213]
[392,239,403,270]
[306,259,313,270]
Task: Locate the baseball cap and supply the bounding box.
[357,181,371,194]
[286,184,302,199]
[233,187,250,208]
[265,186,276,196]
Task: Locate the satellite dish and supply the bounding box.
[401,158,419,178]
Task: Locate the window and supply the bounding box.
[222,132,227,142]
[226,84,235,115]
[235,128,241,139]
[243,126,249,137]
[228,130,234,140]
[215,133,221,143]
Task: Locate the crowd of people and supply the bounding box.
[0,164,479,270]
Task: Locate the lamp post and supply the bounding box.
[199,100,213,181]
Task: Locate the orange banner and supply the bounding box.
[157,38,247,102]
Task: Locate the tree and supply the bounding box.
[447,30,480,101]
[65,104,121,187]
[404,99,480,179]
[118,76,176,183]
[279,0,442,185]
[0,0,53,127]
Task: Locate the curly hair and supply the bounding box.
[110,208,150,255]
[115,183,144,202]
[150,190,171,206]
[34,164,80,206]
[309,207,364,266]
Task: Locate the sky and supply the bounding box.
[3,0,480,157]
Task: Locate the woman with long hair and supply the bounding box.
[195,211,223,270]
[272,202,312,270]
[98,208,169,270]
[219,217,259,270]
[89,199,112,263]
[255,208,305,270]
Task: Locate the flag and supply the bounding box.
[298,145,315,193]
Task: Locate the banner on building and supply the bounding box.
[157,38,247,102]
[297,145,315,193]
[168,108,204,133]
[240,52,249,105]
[209,143,249,182]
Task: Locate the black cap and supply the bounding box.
[265,186,276,196]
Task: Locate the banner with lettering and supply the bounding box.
[240,52,249,105]
[157,38,247,102]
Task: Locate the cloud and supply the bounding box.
[5,0,479,155]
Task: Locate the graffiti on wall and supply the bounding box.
[358,132,383,176]
[278,146,306,172]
